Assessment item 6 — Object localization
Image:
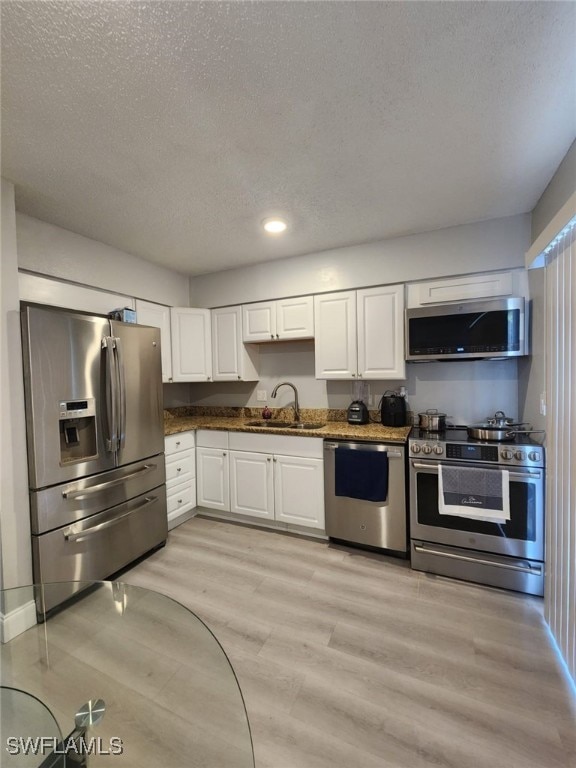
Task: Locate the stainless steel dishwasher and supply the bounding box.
[324,440,407,554]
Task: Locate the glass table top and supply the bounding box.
[0,582,254,767]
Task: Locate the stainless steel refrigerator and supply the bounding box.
[21,304,167,614]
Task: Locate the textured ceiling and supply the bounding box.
[2,1,575,276]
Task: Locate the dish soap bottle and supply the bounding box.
[262,405,272,420]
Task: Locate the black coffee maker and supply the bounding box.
[380,392,407,427]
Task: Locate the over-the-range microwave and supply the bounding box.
[405,297,528,361]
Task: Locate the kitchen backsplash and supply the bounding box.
[164,341,520,427]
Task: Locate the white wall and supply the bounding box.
[0,180,33,589]
[531,139,576,243]
[187,341,519,425]
[190,214,530,308]
[16,213,190,307]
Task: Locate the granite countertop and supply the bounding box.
[164,407,411,443]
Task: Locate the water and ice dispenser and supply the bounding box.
[58,398,98,464]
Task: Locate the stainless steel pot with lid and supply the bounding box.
[418,409,447,431]
[467,411,544,442]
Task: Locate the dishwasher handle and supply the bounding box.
[325,442,403,458]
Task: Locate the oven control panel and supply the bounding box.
[409,439,545,468]
[445,443,499,462]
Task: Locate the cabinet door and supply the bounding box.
[229,451,274,520]
[242,302,276,342]
[196,447,229,511]
[135,299,173,382]
[274,455,325,529]
[357,285,405,380]
[276,296,314,340]
[170,308,212,382]
[314,292,357,379]
[415,272,514,305]
[212,306,259,381]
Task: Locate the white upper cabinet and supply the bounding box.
[275,296,314,340]
[135,299,173,382]
[315,286,405,380]
[406,270,528,308]
[314,291,358,379]
[212,306,259,381]
[242,301,276,342]
[242,296,314,342]
[357,285,405,379]
[170,307,212,382]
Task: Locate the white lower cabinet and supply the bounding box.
[165,432,196,529]
[274,455,325,528]
[230,451,274,520]
[196,447,230,512]
[197,431,325,531]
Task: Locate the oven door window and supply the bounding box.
[416,472,537,541]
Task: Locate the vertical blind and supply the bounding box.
[544,217,576,683]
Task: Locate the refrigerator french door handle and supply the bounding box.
[102,337,118,453]
[114,336,127,450]
[63,496,158,542]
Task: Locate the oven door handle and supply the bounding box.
[410,462,541,478]
[413,544,543,575]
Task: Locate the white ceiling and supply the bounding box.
[2,1,575,276]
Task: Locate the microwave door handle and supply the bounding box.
[102,337,118,453]
[114,336,126,451]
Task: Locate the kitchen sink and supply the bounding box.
[245,420,326,430]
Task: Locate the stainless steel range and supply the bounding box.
[409,427,545,595]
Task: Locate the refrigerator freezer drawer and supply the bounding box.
[32,489,168,613]
[30,457,166,534]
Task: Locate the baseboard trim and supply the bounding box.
[0,598,37,643]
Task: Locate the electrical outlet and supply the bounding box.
[540,392,547,416]
[257,390,267,402]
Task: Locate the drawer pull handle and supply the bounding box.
[64,497,156,541]
[177,467,182,472]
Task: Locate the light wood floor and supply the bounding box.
[123,516,576,768]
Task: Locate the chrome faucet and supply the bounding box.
[271,381,300,422]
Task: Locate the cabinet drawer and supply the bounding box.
[228,431,324,458]
[167,479,196,515]
[196,430,229,449]
[165,431,195,454]
[166,450,195,484]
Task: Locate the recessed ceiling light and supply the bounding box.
[262,218,288,234]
